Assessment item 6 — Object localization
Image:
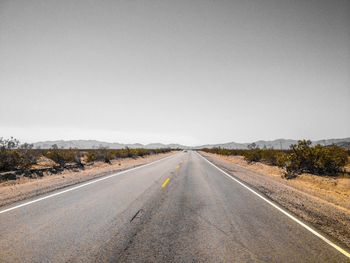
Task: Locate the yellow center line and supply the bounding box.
[162,178,170,188]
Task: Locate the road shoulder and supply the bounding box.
[198,151,350,251]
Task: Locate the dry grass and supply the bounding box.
[30,156,58,169]
[291,174,350,210]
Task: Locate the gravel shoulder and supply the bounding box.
[0,152,176,208]
[199,151,350,251]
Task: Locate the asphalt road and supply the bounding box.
[0,151,349,262]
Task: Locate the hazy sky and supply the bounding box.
[1,0,349,145]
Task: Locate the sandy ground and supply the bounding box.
[0,152,176,207]
[200,151,350,250]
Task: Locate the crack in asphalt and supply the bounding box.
[130,209,144,223]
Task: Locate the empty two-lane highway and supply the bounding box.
[0,151,348,262]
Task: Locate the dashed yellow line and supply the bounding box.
[162,178,170,188]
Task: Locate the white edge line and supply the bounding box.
[0,153,177,215]
[196,152,350,259]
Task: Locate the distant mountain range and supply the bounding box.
[32,140,188,150]
[32,138,350,150]
[195,138,350,150]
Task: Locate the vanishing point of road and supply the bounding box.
[0,151,349,262]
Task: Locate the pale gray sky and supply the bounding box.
[0,0,349,145]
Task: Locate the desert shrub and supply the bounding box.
[260,149,276,165]
[97,148,114,163]
[0,151,19,172]
[86,148,118,163]
[243,149,262,163]
[201,147,287,165]
[0,137,18,171]
[17,143,40,169]
[285,140,347,176]
[0,137,171,173]
[85,151,97,163]
[0,138,40,171]
[201,147,264,163]
[274,151,288,168]
[201,147,246,156]
[201,141,347,177]
[242,149,289,166]
[85,148,171,163]
[260,150,288,167]
[42,147,80,167]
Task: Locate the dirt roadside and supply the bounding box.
[199,151,350,251]
[0,152,176,208]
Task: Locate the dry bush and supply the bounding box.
[0,137,39,172]
[85,148,171,163]
[285,140,348,177]
[42,146,81,167]
[201,140,347,178]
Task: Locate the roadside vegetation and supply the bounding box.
[201,140,349,178]
[0,137,39,173]
[0,137,172,180]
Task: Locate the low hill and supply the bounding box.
[32,138,350,150]
[196,138,350,150]
[33,140,187,149]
